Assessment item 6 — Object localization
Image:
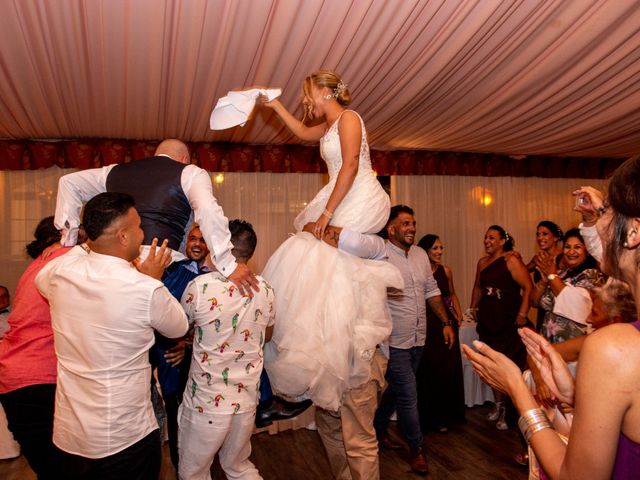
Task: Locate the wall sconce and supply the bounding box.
[214,173,225,185]
[470,186,493,207]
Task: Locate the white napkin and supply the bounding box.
[209,88,281,130]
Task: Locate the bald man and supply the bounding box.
[54,139,257,295]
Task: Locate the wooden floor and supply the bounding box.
[0,404,528,479]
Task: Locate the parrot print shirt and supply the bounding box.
[181,271,275,415]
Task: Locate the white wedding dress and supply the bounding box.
[262,110,403,411]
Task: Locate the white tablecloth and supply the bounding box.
[459,321,495,407]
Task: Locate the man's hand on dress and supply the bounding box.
[227,263,259,298]
[313,212,332,240]
[133,238,172,280]
[303,222,341,248]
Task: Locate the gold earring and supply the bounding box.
[323,94,333,100]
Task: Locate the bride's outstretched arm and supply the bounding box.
[262,98,326,142]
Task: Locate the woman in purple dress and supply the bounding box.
[463,155,640,479]
[467,225,532,430]
[416,235,465,433]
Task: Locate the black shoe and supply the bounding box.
[377,432,403,450]
[255,396,313,428]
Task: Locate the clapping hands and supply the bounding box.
[534,250,557,279]
[519,328,575,406]
[461,340,524,396]
[461,327,576,410]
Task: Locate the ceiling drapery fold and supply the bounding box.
[0,0,638,158]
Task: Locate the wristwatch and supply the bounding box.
[547,273,558,281]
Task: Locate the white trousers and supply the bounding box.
[178,406,262,480]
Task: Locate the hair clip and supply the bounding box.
[333,80,347,98]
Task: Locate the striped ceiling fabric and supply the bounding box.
[0,0,639,158]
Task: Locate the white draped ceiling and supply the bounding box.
[1,0,639,158]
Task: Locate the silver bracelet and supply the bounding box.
[524,421,552,443]
[518,408,552,443]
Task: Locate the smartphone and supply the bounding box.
[576,194,591,208]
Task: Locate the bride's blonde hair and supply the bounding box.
[302,70,351,122]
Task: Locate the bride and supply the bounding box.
[260,70,402,411]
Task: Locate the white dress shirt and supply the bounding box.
[54,159,237,274]
[338,227,388,260]
[36,246,188,458]
[385,242,441,349]
[338,228,440,349]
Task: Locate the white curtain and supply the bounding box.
[210,172,325,273]
[0,168,72,294]
[392,175,607,309]
[0,168,325,293]
[1,168,606,310]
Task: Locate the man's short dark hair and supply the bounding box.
[83,193,136,241]
[229,220,257,262]
[378,205,415,238]
[387,205,415,226]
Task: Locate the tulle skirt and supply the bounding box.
[262,232,402,411]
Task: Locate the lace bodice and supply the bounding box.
[319,110,375,179]
[293,110,389,234]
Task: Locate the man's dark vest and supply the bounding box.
[106,156,191,250]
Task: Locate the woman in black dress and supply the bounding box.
[416,235,465,432]
[467,225,532,429]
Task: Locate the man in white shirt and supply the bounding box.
[372,205,454,475]
[36,192,188,479]
[54,138,258,296]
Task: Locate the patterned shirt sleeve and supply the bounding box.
[181,278,199,324]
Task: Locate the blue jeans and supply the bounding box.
[374,346,424,450]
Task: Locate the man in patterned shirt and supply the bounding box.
[178,220,275,480]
